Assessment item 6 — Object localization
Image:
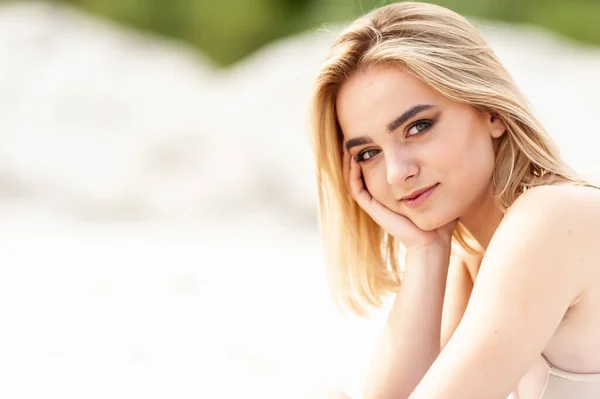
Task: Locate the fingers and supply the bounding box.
[343,149,367,203]
[342,150,416,239]
[348,155,372,206]
[344,150,388,217]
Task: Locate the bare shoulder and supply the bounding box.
[503,184,600,233]
[490,183,600,286]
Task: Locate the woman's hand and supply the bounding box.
[343,149,456,254]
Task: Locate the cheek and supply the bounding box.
[452,135,496,187]
[420,135,465,173]
[363,165,392,201]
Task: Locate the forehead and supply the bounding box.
[336,66,444,138]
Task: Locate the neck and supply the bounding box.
[458,187,505,250]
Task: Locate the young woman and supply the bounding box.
[308,2,600,398]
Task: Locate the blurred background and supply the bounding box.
[0,0,599,398]
[32,0,600,66]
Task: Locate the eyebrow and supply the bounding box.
[387,104,436,132]
[344,104,436,152]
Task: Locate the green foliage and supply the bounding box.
[5,0,600,65]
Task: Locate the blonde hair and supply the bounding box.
[308,1,596,316]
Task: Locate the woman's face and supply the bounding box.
[336,66,505,231]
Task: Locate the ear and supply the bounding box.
[489,114,506,139]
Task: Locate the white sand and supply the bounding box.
[0,2,598,398]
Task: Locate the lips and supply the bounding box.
[400,183,439,209]
[401,184,438,201]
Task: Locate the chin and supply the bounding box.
[411,213,454,232]
[414,220,439,232]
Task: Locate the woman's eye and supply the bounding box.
[357,149,380,162]
[407,120,432,137]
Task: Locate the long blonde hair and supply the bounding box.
[308,1,595,316]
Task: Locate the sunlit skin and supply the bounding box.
[330,66,600,399]
[336,66,506,249]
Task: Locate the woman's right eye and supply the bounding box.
[357,149,380,162]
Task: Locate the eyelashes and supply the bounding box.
[356,148,380,162]
[355,119,435,163]
[407,120,432,137]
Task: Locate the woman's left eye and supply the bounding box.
[406,120,432,137]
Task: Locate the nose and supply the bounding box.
[386,149,419,187]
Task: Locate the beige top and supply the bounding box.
[538,354,600,399]
[513,355,600,399]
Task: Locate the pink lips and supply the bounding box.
[401,183,439,209]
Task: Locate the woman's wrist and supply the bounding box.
[404,243,452,277]
[406,241,451,262]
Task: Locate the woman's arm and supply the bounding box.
[440,255,474,350]
[363,245,471,399]
[408,186,593,399]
